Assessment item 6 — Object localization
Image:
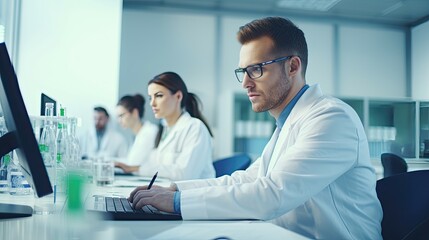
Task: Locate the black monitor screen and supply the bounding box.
[0,42,53,217]
[40,93,56,116]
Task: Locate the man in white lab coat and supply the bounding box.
[80,106,128,159]
[128,17,383,239]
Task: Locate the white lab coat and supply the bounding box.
[79,126,128,159]
[176,84,383,240]
[118,121,158,166]
[138,112,215,180]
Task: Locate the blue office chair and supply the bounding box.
[213,153,251,177]
[381,152,408,178]
[376,170,429,240]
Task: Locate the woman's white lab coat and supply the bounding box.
[175,84,383,240]
[118,120,158,166]
[138,112,215,180]
[80,126,128,159]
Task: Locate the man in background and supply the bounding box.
[80,106,128,159]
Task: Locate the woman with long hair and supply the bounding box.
[114,94,158,169]
[115,72,215,180]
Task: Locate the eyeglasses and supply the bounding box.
[234,56,293,83]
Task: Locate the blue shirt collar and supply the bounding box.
[276,84,309,129]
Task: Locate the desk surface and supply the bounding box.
[0,176,309,240]
[1,215,309,240]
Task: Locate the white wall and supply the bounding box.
[298,21,335,94]
[17,0,123,136]
[217,16,252,157]
[120,8,407,158]
[119,10,216,126]
[412,20,429,99]
[338,25,406,98]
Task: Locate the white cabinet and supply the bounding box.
[233,94,275,157]
[420,102,429,158]
[341,97,429,160]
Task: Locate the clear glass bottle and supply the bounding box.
[0,153,10,193]
[0,120,9,193]
[69,117,81,167]
[8,154,31,195]
[40,103,57,164]
[39,103,57,198]
[56,105,68,194]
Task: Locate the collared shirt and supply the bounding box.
[276,84,309,129]
[173,84,309,214]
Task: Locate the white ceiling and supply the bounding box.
[124,0,429,27]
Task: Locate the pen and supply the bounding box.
[147,171,158,189]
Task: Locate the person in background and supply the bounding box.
[115,72,215,180]
[80,106,128,159]
[114,94,158,169]
[127,17,383,239]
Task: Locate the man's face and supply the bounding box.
[238,36,293,117]
[94,111,108,131]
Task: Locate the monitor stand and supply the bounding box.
[0,203,33,219]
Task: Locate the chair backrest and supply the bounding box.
[213,153,251,177]
[381,152,408,178]
[376,170,429,240]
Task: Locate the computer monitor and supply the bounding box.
[0,42,53,219]
[40,93,56,116]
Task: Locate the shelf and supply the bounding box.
[233,94,275,155]
[233,95,429,160]
[339,97,424,159]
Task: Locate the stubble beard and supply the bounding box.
[251,72,291,113]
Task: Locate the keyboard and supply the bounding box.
[87,196,182,221]
[106,197,162,214]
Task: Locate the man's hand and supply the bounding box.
[128,185,176,213]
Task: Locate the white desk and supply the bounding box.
[0,176,310,240]
[0,215,309,240]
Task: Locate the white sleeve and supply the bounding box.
[176,158,261,190]
[180,107,359,220]
[115,134,129,159]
